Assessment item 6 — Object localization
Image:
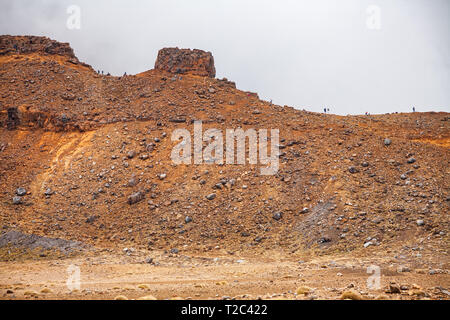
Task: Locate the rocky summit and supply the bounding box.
[0,35,449,300]
[154,47,216,78]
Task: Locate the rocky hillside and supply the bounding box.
[0,35,448,259]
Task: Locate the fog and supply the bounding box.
[1,0,449,115]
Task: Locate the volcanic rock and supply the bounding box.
[154,47,216,77]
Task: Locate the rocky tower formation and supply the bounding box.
[154,47,216,78]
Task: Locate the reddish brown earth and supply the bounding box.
[0,35,448,300]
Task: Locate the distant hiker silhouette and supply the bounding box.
[413,107,415,112]
[324,108,326,113]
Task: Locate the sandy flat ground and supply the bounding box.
[1,249,448,300]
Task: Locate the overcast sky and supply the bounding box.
[1,0,449,115]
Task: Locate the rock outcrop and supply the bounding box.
[154,47,216,78]
[0,35,78,60]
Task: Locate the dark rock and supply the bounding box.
[348,166,359,174]
[273,212,282,221]
[12,196,22,205]
[169,118,186,123]
[386,283,401,294]
[206,193,216,200]
[0,230,82,252]
[318,237,331,244]
[145,257,153,264]
[16,187,26,196]
[128,191,145,205]
[85,215,98,223]
[6,107,20,130]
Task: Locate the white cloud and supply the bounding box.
[0,0,448,114]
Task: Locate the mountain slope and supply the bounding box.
[0,35,449,261]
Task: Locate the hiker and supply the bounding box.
[324,108,327,113]
[123,72,127,77]
[412,106,415,112]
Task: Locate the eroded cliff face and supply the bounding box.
[154,47,216,78]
